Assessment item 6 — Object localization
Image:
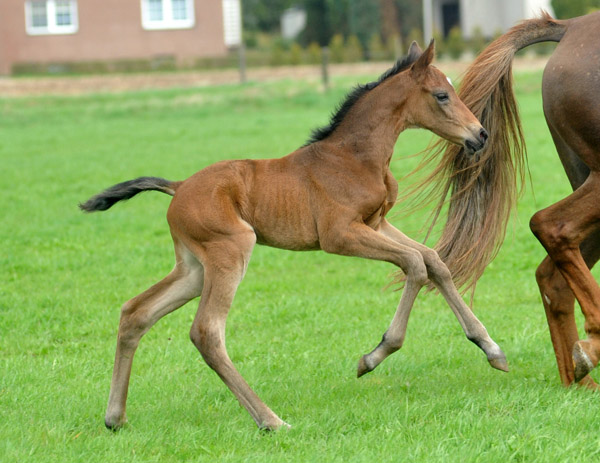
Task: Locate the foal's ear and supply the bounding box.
[411,39,435,76]
[407,41,422,58]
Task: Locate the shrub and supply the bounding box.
[469,26,487,56]
[432,29,445,58]
[446,26,465,59]
[345,35,364,62]
[386,34,402,60]
[329,34,345,63]
[368,33,387,61]
[270,41,286,66]
[307,42,322,64]
[289,42,303,65]
[407,28,424,48]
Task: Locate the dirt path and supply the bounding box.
[0,57,549,97]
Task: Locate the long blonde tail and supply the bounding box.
[401,13,566,293]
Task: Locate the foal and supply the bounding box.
[81,41,505,431]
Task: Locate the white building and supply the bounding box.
[281,7,307,40]
[423,0,555,39]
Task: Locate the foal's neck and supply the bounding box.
[328,76,410,169]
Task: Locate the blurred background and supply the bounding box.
[0,0,598,78]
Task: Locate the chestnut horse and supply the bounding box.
[81,41,504,431]
[413,12,600,387]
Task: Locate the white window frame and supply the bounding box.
[222,0,242,47]
[25,0,79,36]
[141,0,196,30]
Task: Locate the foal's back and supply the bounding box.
[167,143,392,253]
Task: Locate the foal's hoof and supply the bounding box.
[104,413,127,431]
[487,355,509,372]
[573,340,597,383]
[357,355,374,378]
[259,419,291,432]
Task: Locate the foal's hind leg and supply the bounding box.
[105,243,204,430]
[358,220,507,377]
[187,232,288,430]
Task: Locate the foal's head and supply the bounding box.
[403,41,487,155]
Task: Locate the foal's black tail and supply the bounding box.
[79,176,180,212]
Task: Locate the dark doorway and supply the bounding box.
[442,2,460,37]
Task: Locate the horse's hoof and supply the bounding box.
[357,355,373,378]
[573,341,596,382]
[488,355,509,372]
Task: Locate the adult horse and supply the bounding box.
[80,41,505,431]
[415,12,600,387]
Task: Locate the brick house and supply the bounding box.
[0,0,242,75]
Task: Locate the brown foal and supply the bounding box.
[81,41,505,431]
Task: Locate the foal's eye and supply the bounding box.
[434,92,449,103]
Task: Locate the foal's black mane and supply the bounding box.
[305,49,421,145]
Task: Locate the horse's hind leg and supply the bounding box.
[534,132,598,387]
[530,172,600,382]
[187,232,287,430]
[535,248,598,388]
[105,242,204,430]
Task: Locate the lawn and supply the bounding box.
[2,67,600,462]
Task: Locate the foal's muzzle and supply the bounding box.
[464,128,488,155]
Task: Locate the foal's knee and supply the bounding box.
[421,248,452,284]
[117,300,147,348]
[190,323,222,370]
[404,250,428,286]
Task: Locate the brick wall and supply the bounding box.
[0,0,229,74]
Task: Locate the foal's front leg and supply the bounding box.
[357,277,421,377]
[353,220,507,377]
[320,221,431,377]
[374,220,508,372]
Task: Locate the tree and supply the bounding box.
[302,0,332,46]
[552,0,600,18]
[243,0,296,33]
[348,0,381,50]
[379,0,401,39]
[394,0,422,44]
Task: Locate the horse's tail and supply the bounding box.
[401,12,567,294]
[79,176,181,212]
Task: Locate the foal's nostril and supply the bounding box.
[479,128,489,143]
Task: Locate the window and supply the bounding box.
[141,0,195,30]
[25,0,78,35]
[222,0,241,46]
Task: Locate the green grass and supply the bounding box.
[2,70,600,463]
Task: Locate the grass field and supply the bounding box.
[2,68,600,462]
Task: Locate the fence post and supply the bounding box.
[321,46,329,90]
[238,43,247,84]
